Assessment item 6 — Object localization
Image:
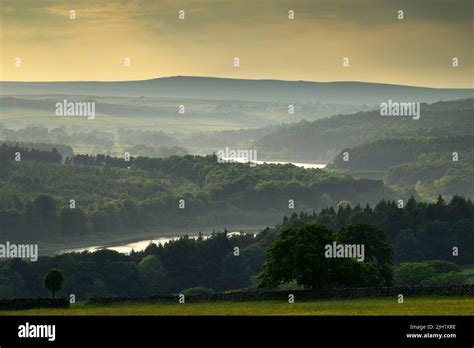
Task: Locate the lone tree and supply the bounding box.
[258,223,337,290]
[44,268,64,298]
[258,222,393,290]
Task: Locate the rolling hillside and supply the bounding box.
[1,76,473,104]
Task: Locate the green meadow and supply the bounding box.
[1,296,473,316]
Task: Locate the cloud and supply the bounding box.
[0,0,472,87]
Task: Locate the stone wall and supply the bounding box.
[1,285,471,309]
[0,297,69,310]
[87,284,474,305]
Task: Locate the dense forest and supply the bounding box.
[329,136,474,171]
[278,195,474,265]
[1,97,472,300]
[0,195,472,299]
[328,136,474,200]
[385,150,474,200]
[256,98,474,161]
[0,144,387,240]
[0,140,74,160]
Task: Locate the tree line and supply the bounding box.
[1,195,472,299]
[329,135,474,171]
[256,98,474,162]
[0,144,386,240]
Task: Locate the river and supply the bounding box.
[222,158,327,169]
[59,231,251,255]
[58,160,327,255]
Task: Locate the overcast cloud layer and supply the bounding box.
[1,0,472,87]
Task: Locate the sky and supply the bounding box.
[0,0,473,87]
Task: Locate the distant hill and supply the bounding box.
[328,135,474,172]
[255,98,474,161]
[1,76,473,104]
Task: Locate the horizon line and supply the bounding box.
[1,76,473,90]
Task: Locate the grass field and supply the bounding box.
[1,296,473,316]
[1,109,244,133]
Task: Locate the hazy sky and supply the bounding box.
[1,0,473,87]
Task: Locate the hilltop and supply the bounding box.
[2,76,473,104]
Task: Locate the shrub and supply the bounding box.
[421,272,467,286]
